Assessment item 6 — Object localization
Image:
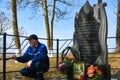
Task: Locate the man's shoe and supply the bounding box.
[35,72,44,80]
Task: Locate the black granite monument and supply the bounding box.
[73,0,111,79]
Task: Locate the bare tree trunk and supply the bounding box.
[11,0,21,55]
[50,0,56,53]
[116,0,120,52]
[43,0,51,52]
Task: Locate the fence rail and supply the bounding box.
[0,33,118,80]
[0,33,73,80]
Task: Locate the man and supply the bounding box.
[12,34,50,80]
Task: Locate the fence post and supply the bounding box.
[3,33,6,80]
[56,39,59,68]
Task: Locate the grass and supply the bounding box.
[0,57,62,80]
[0,53,120,80]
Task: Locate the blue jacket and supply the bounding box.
[16,42,49,72]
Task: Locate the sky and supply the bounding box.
[0,0,117,53]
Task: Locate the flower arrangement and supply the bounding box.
[87,65,102,80]
[56,58,74,79]
[56,46,80,79]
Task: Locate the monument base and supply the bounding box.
[97,64,111,80]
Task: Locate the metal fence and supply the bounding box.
[0,33,73,80]
[0,33,117,80]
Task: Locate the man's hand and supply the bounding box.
[11,55,17,60]
[26,60,32,68]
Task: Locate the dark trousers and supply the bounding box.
[20,62,44,80]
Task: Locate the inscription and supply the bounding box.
[73,2,101,63]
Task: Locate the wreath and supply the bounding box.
[61,46,80,62]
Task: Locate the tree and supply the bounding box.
[0,11,26,54]
[0,12,11,53]
[0,12,11,34]
[116,0,120,52]
[11,0,21,55]
[16,0,76,53]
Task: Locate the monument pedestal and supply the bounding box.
[97,64,111,80]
